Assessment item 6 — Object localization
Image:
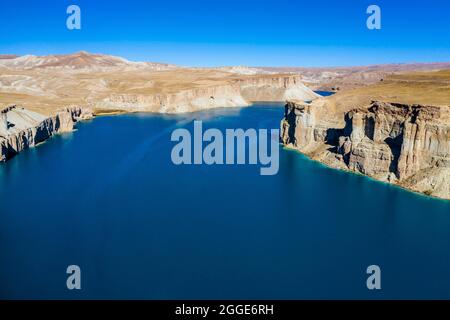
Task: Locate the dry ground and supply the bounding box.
[323,69,450,115]
[0,66,294,115]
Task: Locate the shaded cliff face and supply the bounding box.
[0,106,93,162]
[281,100,450,199]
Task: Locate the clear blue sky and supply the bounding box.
[0,0,449,66]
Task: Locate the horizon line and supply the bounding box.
[1,50,450,69]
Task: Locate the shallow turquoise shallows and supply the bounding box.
[0,103,449,299]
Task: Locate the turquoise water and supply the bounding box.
[0,103,449,299]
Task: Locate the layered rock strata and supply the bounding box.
[281,100,450,199]
[100,75,319,113]
[236,75,320,102]
[103,84,249,113]
[0,105,93,161]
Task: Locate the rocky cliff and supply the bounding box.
[0,106,93,161]
[102,84,250,113]
[236,74,320,102]
[0,72,318,161]
[99,75,319,113]
[281,100,450,199]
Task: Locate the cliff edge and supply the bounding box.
[281,100,449,199]
[280,71,450,199]
[0,105,93,161]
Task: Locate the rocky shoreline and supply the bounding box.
[0,72,320,162]
[0,106,93,162]
[97,74,319,113]
[280,100,450,200]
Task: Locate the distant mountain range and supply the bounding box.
[258,62,450,90]
[0,51,177,71]
[2,51,449,91]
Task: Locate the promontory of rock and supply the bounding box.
[281,70,450,199]
[0,105,93,161]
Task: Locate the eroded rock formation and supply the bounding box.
[0,106,93,161]
[100,75,319,113]
[236,75,320,102]
[103,84,250,113]
[281,100,450,199]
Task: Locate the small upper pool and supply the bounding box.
[314,91,336,97]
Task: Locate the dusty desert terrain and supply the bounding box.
[0,51,317,115]
[261,62,450,91]
[0,51,318,161]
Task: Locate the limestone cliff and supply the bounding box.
[0,105,93,161]
[236,74,320,102]
[99,75,319,114]
[281,100,450,199]
[0,73,318,161]
[102,84,249,113]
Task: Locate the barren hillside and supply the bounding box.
[0,52,318,115]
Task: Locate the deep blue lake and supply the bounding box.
[0,103,449,299]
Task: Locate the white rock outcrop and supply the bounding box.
[0,106,93,161]
[100,75,319,114]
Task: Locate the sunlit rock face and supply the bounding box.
[237,74,320,102]
[0,106,93,162]
[281,100,450,199]
[101,75,319,114]
[0,52,319,115]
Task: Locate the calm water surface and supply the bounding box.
[0,103,449,299]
